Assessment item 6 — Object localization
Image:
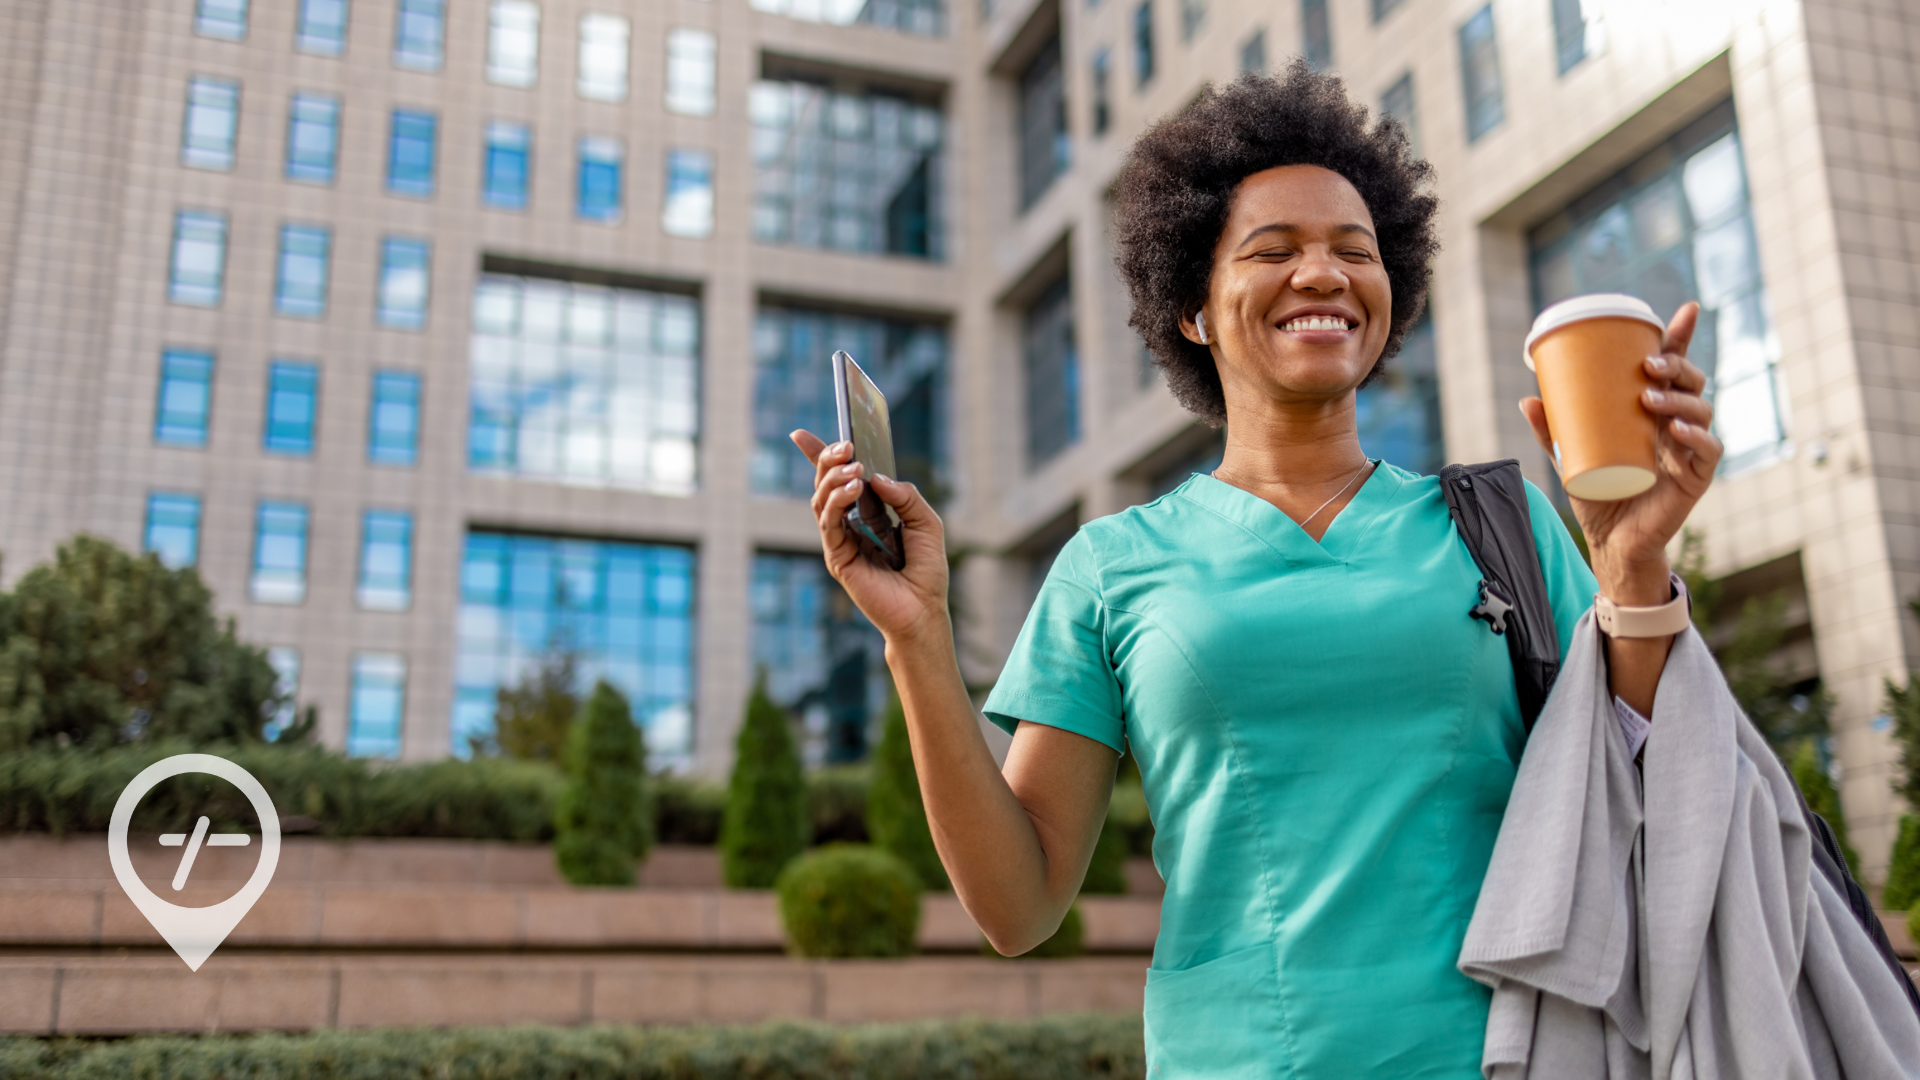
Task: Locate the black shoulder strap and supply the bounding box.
[1439,461,1561,732]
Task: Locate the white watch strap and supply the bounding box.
[1594,573,1691,639]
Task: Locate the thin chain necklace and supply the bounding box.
[1298,459,1372,528]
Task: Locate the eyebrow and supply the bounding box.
[1236,222,1378,249]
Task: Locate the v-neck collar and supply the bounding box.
[1177,461,1407,566]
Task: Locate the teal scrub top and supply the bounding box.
[983,463,1597,1079]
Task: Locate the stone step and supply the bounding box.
[0,953,1147,1035]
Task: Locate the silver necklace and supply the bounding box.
[1297,459,1373,529]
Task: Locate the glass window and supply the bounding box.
[576,136,623,222]
[1553,0,1605,74]
[196,0,248,39]
[182,78,240,171]
[749,0,944,35]
[1372,0,1405,20]
[387,109,438,196]
[168,210,227,307]
[1018,37,1069,211]
[488,0,540,86]
[1301,0,1330,71]
[369,370,421,465]
[1180,0,1203,41]
[1529,103,1784,472]
[377,236,431,329]
[1240,29,1266,75]
[394,0,444,70]
[1380,71,1420,160]
[577,13,629,101]
[264,360,319,455]
[348,653,406,758]
[1133,2,1154,87]
[1025,276,1079,467]
[468,274,700,492]
[1355,314,1443,474]
[250,501,308,604]
[1090,49,1111,135]
[483,121,531,210]
[750,81,945,259]
[155,349,214,447]
[1459,5,1504,143]
[274,224,330,318]
[454,532,696,762]
[663,149,714,238]
[357,509,413,609]
[144,493,202,569]
[265,647,300,741]
[752,552,887,764]
[297,0,349,55]
[665,29,715,116]
[752,305,948,497]
[286,93,340,183]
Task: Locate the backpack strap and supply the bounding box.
[1439,461,1561,733]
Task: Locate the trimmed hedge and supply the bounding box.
[0,1016,1145,1079]
[778,843,921,958]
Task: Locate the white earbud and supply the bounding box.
[1195,311,1210,345]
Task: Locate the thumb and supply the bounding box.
[869,474,934,526]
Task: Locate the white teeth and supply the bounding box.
[1283,316,1350,332]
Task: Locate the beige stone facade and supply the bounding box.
[1,0,1915,874]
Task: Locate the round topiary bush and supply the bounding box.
[777,843,921,958]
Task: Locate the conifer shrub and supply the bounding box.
[720,676,808,887]
[867,688,949,889]
[1885,816,1920,911]
[984,904,1086,959]
[777,843,921,958]
[553,681,652,886]
[1790,740,1859,878]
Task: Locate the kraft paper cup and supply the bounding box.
[1524,294,1666,501]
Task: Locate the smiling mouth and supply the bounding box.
[1280,315,1357,333]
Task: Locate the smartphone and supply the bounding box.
[832,350,907,571]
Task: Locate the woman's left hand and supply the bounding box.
[1519,301,1723,603]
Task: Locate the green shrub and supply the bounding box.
[1885,816,1920,911]
[867,689,949,890]
[778,843,921,958]
[655,773,727,844]
[721,676,809,888]
[809,763,871,843]
[1790,740,1859,878]
[553,682,652,886]
[485,648,579,762]
[1082,817,1130,896]
[1108,777,1154,857]
[985,903,1086,959]
[0,1016,1145,1079]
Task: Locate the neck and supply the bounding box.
[1211,389,1372,538]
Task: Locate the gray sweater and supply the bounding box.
[1458,616,1920,1079]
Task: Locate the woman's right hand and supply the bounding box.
[790,430,951,647]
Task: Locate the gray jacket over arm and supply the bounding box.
[1458,615,1920,1079]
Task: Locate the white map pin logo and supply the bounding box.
[108,753,281,971]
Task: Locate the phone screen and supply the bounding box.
[838,354,901,529]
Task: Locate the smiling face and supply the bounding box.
[1181,164,1393,413]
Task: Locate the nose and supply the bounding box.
[1290,245,1349,295]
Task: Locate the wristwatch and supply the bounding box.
[1594,573,1691,639]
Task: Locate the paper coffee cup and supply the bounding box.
[1524,294,1665,501]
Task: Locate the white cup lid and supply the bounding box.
[1523,293,1666,371]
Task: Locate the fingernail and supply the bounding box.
[874,474,892,484]
[1645,388,1665,404]
[1672,419,1691,434]
[844,477,860,490]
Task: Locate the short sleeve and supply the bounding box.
[981,530,1127,755]
[1524,480,1600,658]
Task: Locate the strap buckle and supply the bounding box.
[1471,579,1514,636]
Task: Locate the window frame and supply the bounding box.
[482,121,532,210]
[181,77,240,171]
[368,369,422,465]
[263,360,321,456]
[488,0,541,86]
[1458,4,1505,143]
[144,492,203,570]
[1132,1,1154,88]
[665,28,716,116]
[347,653,407,758]
[196,0,249,39]
[155,349,215,447]
[576,135,625,222]
[286,93,341,184]
[663,148,714,238]
[394,0,445,71]
[168,210,228,307]
[274,223,331,318]
[577,12,630,102]
[250,500,310,605]
[296,0,349,55]
[386,108,439,197]
[356,509,414,610]
[377,236,432,329]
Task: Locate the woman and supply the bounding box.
[792,63,1720,1077]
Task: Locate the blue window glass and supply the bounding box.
[1133,1,1154,87]
[144,493,202,569]
[348,653,406,757]
[1459,5,1504,142]
[1553,0,1604,74]
[297,0,349,54]
[357,509,413,609]
[454,532,696,761]
[1301,0,1330,71]
[182,78,240,171]
[286,94,340,183]
[168,210,227,307]
[662,149,712,238]
[483,121,530,210]
[196,0,248,39]
[468,274,700,492]
[1024,275,1078,467]
[752,552,886,763]
[387,109,438,196]
[1091,49,1112,135]
[1355,314,1442,474]
[752,305,948,498]
[576,136,623,222]
[369,370,421,465]
[274,224,330,317]
[1018,38,1068,210]
[250,501,308,604]
[394,0,444,70]
[1240,29,1265,74]
[377,236,431,329]
[264,360,319,455]
[155,349,214,447]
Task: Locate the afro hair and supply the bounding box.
[1113,60,1441,426]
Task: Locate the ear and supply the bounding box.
[1178,309,1209,346]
